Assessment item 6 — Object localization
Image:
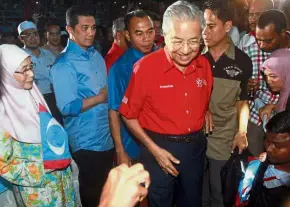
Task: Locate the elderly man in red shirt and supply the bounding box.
[105,17,129,71]
[119,1,213,206]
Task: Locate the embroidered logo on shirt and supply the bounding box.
[223,66,243,78]
[196,78,204,88]
[160,85,174,88]
[122,96,128,104]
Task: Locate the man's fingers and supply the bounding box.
[205,116,209,134]
[165,165,179,177]
[130,170,150,189]
[209,114,214,133]
[169,154,180,164]
[125,163,145,179]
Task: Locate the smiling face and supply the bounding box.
[264,68,283,92]
[66,15,96,49]
[164,19,201,71]
[13,57,34,90]
[46,25,61,46]
[19,28,40,49]
[125,16,155,54]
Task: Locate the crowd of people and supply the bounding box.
[0,0,290,206]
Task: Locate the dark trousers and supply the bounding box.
[141,131,207,207]
[73,149,114,207]
[43,92,63,125]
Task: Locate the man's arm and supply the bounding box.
[50,63,107,117]
[232,100,249,153]
[232,56,252,153]
[81,87,107,112]
[109,110,130,165]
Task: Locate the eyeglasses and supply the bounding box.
[47,31,61,36]
[248,12,263,19]
[20,32,39,39]
[14,63,35,74]
[171,39,201,49]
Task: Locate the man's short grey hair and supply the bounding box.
[162,1,204,35]
[112,17,125,39]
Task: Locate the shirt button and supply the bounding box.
[184,76,186,79]
[186,110,189,114]
[188,128,191,132]
[185,93,188,97]
[213,65,216,68]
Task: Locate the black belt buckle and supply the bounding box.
[185,138,191,143]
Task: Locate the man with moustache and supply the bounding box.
[256,10,290,53]
[42,21,64,57]
[238,0,277,157]
[119,1,213,206]
[50,6,114,207]
[202,0,252,206]
[108,10,155,166]
[17,20,63,124]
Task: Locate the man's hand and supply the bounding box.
[248,79,259,93]
[232,132,248,154]
[205,110,214,135]
[259,104,275,121]
[99,164,150,207]
[151,147,180,177]
[117,150,131,166]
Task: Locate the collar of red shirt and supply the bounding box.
[108,42,125,55]
[163,47,203,75]
[249,30,255,37]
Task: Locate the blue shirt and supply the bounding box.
[108,47,145,159]
[24,48,56,94]
[50,40,114,153]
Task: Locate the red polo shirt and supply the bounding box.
[119,48,213,135]
[104,43,125,72]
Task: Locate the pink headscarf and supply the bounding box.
[262,48,290,112]
[0,44,50,143]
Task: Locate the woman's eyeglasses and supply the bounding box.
[14,63,35,74]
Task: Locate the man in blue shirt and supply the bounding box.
[108,10,155,165]
[17,21,63,125]
[50,6,114,207]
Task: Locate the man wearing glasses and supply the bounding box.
[42,21,64,57]
[119,1,213,206]
[17,21,63,124]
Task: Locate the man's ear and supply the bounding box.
[225,21,233,33]
[125,30,130,42]
[18,35,25,44]
[115,31,121,42]
[66,25,73,35]
[280,29,287,39]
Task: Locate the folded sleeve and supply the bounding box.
[50,62,83,116]
[119,61,147,119]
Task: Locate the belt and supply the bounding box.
[145,130,202,143]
